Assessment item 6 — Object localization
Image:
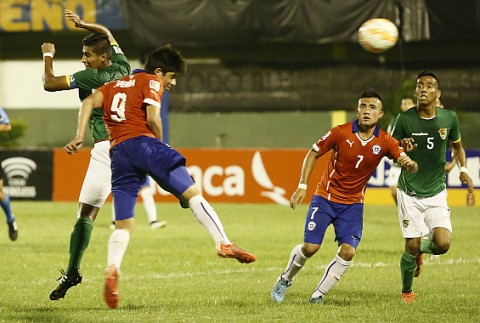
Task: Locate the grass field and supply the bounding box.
[0,201,479,322]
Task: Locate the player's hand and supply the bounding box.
[400,138,417,152]
[290,189,306,210]
[397,155,418,173]
[41,43,55,57]
[467,192,475,206]
[64,137,84,155]
[459,172,474,194]
[64,9,83,28]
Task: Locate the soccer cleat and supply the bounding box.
[49,269,82,300]
[414,253,424,277]
[309,295,325,304]
[104,265,120,309]
[401,291,416,303]
[216,243,256,264]
[150,220,167,229]
[7,220,18,241]
[271,277,292,303]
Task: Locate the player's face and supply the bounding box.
[81,46,105,69]
[357,97,383,127]
[415,76,440,106]
[161,72,177,91]
[400,98,414,112]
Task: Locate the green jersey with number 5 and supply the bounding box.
[392,107,461,197]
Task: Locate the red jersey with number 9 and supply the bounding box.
[98,70,163,147]
[313,121,404,204]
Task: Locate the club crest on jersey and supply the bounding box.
[372,144,382,155]
[438,128,448,140]
[321,131,331,141]
[402,219,409,228]
[149,80,160,91]
[307,221,316,231]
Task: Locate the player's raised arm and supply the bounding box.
[41,42,70,91]
[65,9,118,45]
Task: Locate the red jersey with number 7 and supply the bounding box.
[313,121,404,204]
[98,70,164,147]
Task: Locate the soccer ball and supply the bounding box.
[358,18,398,53]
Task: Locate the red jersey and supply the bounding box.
[98,70,163,147]
[313,121,404,204]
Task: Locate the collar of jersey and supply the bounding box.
[352,120,380,137]
[132,68,147,74]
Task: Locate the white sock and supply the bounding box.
[283,244,309,282]
[189,195,230,245]
[107,229,130,269]
[312,254,351,298]
[140,187,157,223]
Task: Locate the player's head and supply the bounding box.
[415,69,441,106]
[357,89,384,127]
[81,33,111,69]
[400,97,415,112]
[144,44,187,91]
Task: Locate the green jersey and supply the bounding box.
[71,44,130,142]
[392,107,461,197]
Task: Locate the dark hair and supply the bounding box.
[82,33,111,59]
[359,88,383,103]
[417,69,439,87]
[144,44,187,74]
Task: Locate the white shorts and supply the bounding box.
[386,165,401,187]
[397,188,452,238]
[78,140,111,207]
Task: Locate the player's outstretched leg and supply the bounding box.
[188,194,256,263]
[271,244,309,303]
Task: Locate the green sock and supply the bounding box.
[420,239,435,254]
[400,251,417,293]
[66,217,94,273]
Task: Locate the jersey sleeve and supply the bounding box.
[110,45,129,65]
[391,114,406,141]
[449,111,461,143]
[71,69,105,90]
[143,77,163,108]
[385,134,404,161]
[313,126,338,155]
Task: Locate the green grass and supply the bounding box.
[1,202,479,322]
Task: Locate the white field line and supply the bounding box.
[136,256,480,281]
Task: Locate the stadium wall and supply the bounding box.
[0,148,477,206]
